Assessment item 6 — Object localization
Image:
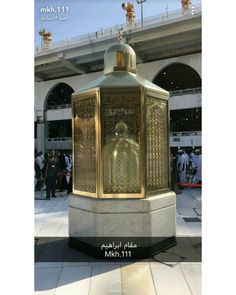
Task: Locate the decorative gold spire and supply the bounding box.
[117,27,123,43]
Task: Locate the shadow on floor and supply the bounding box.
[35,236,201,291]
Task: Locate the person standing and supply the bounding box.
[67,160,72,195]
[42,152,49,178]
[194,149,202,184]
[171,153,181,194]
[189,149,195,168]
[58,152,67,191]
[177,149,187,189]
[35,151,44,190]
[44,151,60,199]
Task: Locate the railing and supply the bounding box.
[35,3,201,53]
[170,131,201,137]
[47,104,71,110]
[170,87,202,96]
[46,133,201,142]
[47,137,72,142]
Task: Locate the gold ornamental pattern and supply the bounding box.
[101,94,141,144]
[146,97,169,192]
[102,93,141,194]
[73,97,96,193]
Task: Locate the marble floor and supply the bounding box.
[35,188,202,295]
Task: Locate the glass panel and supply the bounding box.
[73,96,96,193]
[102,92,141,194]
[146,97,169,192]
[116,51,126,67]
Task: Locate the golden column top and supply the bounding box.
[39,29,52,49]
[181,0,191,11]
[122,2,136,26]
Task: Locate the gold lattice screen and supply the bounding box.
[73,96,97,194]
[146,97,169,193]
[101,92,141,194]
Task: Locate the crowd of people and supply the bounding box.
[171,148,202,193]
[35,147,201,199]
[35,150,72,200]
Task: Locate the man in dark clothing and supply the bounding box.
[58,153,68,191]
[171,153,181,194]
[35,151,44,190]
[67,174,72,195]
[44,151,60,199]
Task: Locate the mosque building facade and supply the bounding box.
[35,3,201,154]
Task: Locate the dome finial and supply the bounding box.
[117,27,123,43]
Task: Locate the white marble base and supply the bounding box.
[68,191,176,238]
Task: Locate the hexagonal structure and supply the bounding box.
[72,42,170,199]
[69,40,176,258]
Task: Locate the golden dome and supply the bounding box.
[103,43,136,75]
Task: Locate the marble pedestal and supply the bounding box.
[68,191,176,258]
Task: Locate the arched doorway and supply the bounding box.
[45,82,74,110]
[44,83,74,152]
[153,62,201,92]
[153,63,202,152]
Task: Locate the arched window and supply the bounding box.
[153,63,201,91]
[46,83,74,110]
